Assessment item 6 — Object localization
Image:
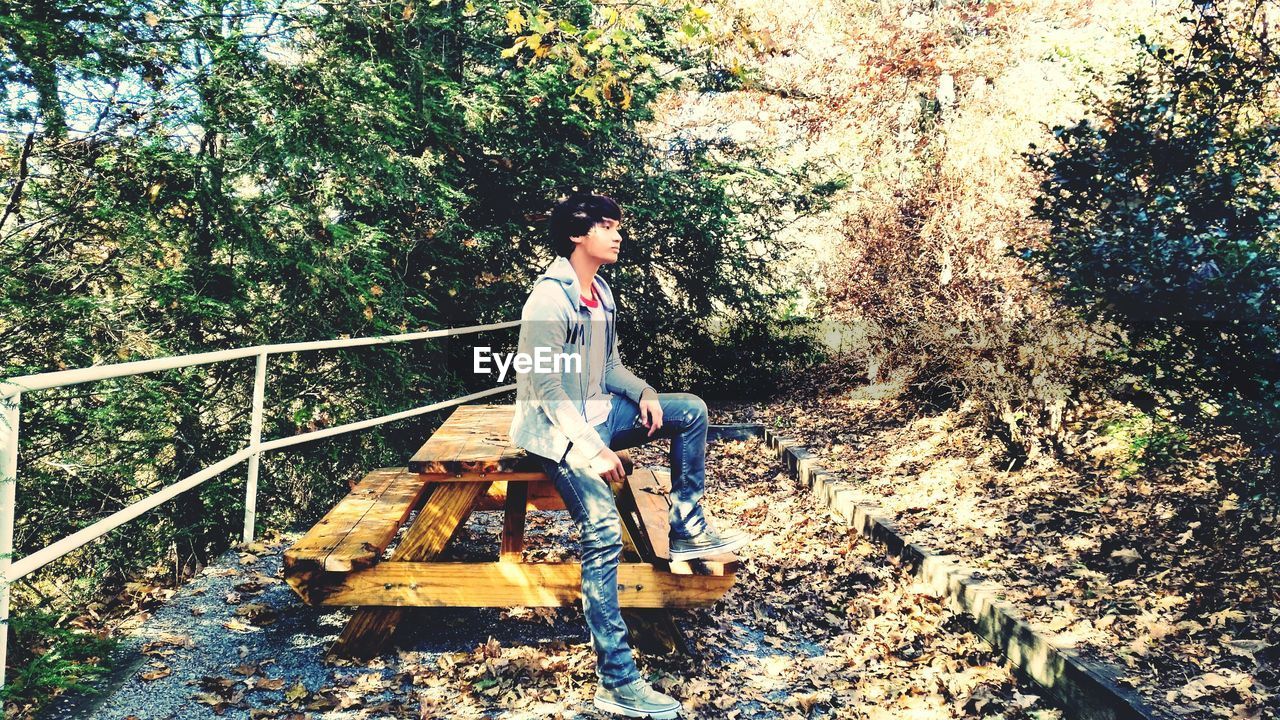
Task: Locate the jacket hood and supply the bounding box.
[537,256,616,312]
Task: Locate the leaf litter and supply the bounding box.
[46,405,1062,719]
[719,362,1278,720]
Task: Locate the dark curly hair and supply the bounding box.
[547,193,623,258]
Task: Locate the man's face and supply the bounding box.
[572,217,622,264]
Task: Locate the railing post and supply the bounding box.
[0,391,21,689]
[243,352,267,544]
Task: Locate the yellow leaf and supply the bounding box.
[526,33,541,50]
[140,664,171,681]
[1207,608,1247,627]
[222,619,259,633]
[285,680,309,702]
[1219,494,1239,513]
[505,8,525,34]
[402,3,414,20]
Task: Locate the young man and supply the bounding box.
[508,192,751,719]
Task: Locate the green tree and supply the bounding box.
[0,1,839,708]
[1023,0,1280,498]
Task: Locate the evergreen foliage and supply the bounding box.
[1024,1,1280,496]
[0,1,839,702]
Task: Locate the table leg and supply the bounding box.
[329,481,491,659]
[500,480,528,563]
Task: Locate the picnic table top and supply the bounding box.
[408,404,540,475]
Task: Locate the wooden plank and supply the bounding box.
[285,568,331,605]
[455,416,517,474]
[444,406,516,474]
[629,468,740,576]
[392,481,489,560]
[283,468,407,572]
[414,453,628,483]
[416,471,549,483]
[407,404,635,477]
[411,407,470,473]
[322,470,434,572]
[408,405,540,474]
[612,478,688,654]
[474,480,565,512]
[613,475,657,563]
[309,562,736,608]
[328,482,490,659]
[500,481,528,563]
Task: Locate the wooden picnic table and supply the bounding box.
[283,404,740,659]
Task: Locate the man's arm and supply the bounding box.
[519,285,609,459]
[605,325,655,403]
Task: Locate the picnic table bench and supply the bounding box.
[283,404,740,659]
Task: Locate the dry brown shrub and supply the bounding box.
[818,0,1175,461]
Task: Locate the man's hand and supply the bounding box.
[639,388,663,436]
[592,446,628,483]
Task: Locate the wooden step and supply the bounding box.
[283,468,432,575]
[300,561,736,608]
[627,468,741,576]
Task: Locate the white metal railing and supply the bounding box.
[0,320,521,688]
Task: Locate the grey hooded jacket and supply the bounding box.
[508,256,654,464]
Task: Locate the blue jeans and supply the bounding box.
[537,391,710,689]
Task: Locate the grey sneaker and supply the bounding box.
[668,523,751,562]
[593,677,682,719]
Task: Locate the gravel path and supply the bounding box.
[40,438,1057,720]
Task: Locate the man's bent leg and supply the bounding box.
[606,392,710,541]
[539,452,642,690]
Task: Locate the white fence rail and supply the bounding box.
[0,320,521,688]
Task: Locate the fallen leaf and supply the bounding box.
[1110,548,1141,564]
[285,680,309,702]
[140,664,172,681]
[222,619,260,633]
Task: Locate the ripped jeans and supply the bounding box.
[537,391,710,689]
